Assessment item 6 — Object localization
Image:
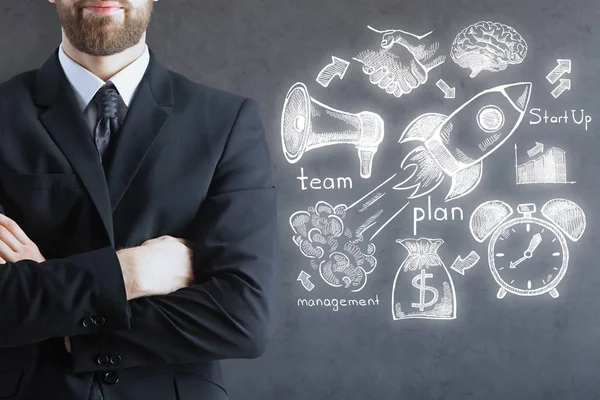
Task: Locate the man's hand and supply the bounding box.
[0,214,194,352]
[66,236,195,354]
[117,235,196,300]
[0,213,46,264]
[0,214,59,348]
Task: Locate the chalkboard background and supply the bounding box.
[2,1,600,399]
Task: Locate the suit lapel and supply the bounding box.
[35,47,115,247]
[104,47,172,213]
[33,47,173,248]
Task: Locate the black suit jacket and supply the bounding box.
[0,46,278,399]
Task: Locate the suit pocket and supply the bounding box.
[173,372,229,400]
[0,173,87,258]
[2,172,83,191]
[0,368,24,398]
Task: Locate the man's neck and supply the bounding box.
[61,32,147,82]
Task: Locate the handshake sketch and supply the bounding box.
[353,25,446,98]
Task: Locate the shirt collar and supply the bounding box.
[58,42,150,112]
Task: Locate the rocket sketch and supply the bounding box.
[394,82,532,202]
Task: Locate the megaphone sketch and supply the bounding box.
[281,82,385,179]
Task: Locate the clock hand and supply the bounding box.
[525,233,542,253]
[509,233,543,269]
[509,255,527,269]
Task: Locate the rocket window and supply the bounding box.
[477,105,505,133]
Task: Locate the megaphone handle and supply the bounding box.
[358,147,377,179]
[356,111,384,179]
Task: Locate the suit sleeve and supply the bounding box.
[68,97,279,373]
[0,109,132,348]
[0,242,132,347]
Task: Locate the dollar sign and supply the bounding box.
[411,269,439,311]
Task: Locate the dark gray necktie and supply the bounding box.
[87,84,119,400]
[93,82,120,171]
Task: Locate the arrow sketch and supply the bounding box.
[527,142,544,157]
[551,79,571,99]
[297,270,315,291]
[450,251,480,275]
[546,59,571,84]
[436,79,456,99]
[316,56,351,87]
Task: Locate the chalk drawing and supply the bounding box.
[281,82,384,178]
[546,60,572,99]
[515,143,575,184]
[393,82,532,201]
[352,25,446,98]
[470,201,586,299]
[392,238,457,320]
[436,79,456,99]
[450,21,527,78]
[450,251,480,275]
[316,56,351,87]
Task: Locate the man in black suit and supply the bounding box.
[0,0,278,399]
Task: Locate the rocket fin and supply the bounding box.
[445,161,483,202]
[399,113,447,143]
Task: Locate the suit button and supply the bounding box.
[81,317,94,328]
[109,355,122,365]
[96,355,109,365]
[93,316,106,326]
[103,372,119,384]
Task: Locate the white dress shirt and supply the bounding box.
[58,42,150,135]
[58,43,150,400]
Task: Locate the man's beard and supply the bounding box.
[55,0,153,56]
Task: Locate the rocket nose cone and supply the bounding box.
[503,82,532,112]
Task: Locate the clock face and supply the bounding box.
[489,217,569,296]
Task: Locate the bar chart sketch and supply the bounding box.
[514,144,575,185]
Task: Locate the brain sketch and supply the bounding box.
[450,21,527,78]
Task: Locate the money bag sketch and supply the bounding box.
[392,238,457,320]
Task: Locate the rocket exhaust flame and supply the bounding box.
[394,145,444,198]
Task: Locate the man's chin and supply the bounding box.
[79,17,125,35]
[81,14,124,24]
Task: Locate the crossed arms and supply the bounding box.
[0,98,279,373]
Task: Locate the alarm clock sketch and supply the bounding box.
[469,199,586,299]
